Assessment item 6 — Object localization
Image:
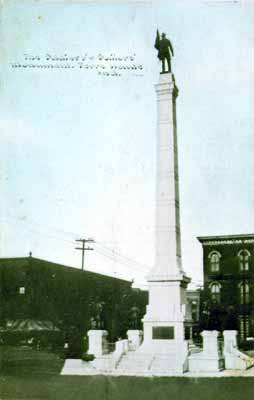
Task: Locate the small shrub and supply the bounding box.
[81,353,95,362]
[239,339,254,351]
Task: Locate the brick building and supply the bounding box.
[0,255,200,350]
[0,255,147,345]
[198,234,254,340]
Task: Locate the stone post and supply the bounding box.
[188,330,224,372]
[202,331,220,355]
[127,330,143,350]
[223,330,241,369]
[223,330,237,354]
[87,330,108,357]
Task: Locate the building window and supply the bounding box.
[208,251,221,272]
[19,287,25,295]
[209,282,221,303]
[240,315,250,339]
[238,249,250,272]
[239,282,250,304]
[191,300,198,322]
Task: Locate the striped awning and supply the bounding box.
[0,319,60,332]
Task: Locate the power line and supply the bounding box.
[94,243,150,274]
[3,213,151,273]
[5,214,77,238]
[94,241,150,271]
[93,248,135,281]
[0,217,75,245]
[5,213,152,270]
[1,214,202,286]
[94,247,147,276]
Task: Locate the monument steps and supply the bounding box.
[236,349,254,368]
[224,348,254,370]
[117,352,153,372]
[223,331,254,370]
[91,354,116,372]
[116,351,186,374]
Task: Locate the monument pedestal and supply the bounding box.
[137,277,190,373]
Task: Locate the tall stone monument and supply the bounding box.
[62,32,193,377]
[137,32,191,373]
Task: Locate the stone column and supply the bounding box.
[149,73,183,280]
[142,73,190,330]
[139,73,190,375]
[87,330,108,357]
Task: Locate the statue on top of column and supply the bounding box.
[154,30,174,74]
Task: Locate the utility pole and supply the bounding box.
[75,238,94,271]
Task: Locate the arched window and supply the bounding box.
[238,250,250,272]
[239,282,250,304]
[208,251,221,272]
[209,282,221,303]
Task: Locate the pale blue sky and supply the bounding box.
[1,0,254,287]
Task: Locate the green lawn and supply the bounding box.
[1,347,254,400]
[0,346,64,376]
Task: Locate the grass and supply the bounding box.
[0,346,64,376]
[0,346,254,400]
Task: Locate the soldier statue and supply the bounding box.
[154,30,174,73]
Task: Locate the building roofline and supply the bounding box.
[0,257,30,261]
[197,233,254,243]
[0,256,132,283]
